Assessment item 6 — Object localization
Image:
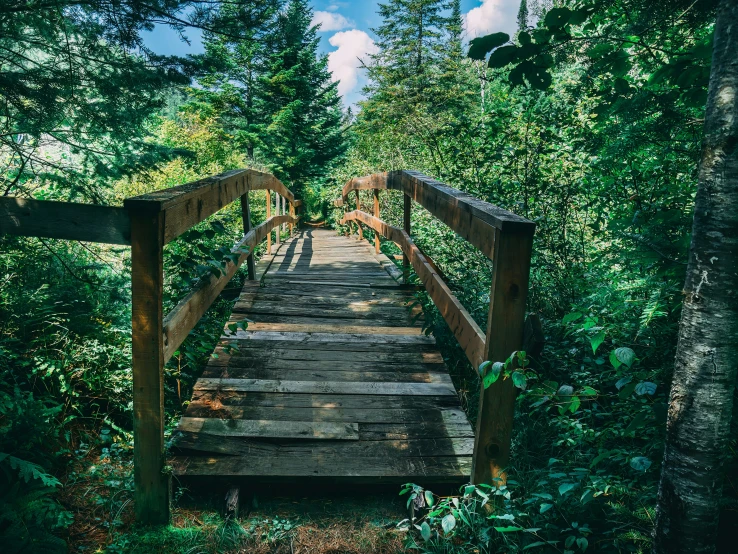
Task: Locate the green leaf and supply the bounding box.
[441,513,456,534]
[630,456,651,472]
[609,350,622,369]
[619,381,638,399]
[518,31,531,45]
[539,502,553,514]
[511,371,527,390]
[569,395,581,413]
[468,32,510,60]
[487,45,519,68]
[483,362,503,389]
[420,521,431,541]
[615,347,636,368]
[635,381,657,395]
[589,330,606,354]
[558,483,577,496]
[562,312,582,324]
[577,537,589,551]
[580,489,594,505]
[544,7,572,28]
[494,526,522,533]
[424,490,434,507]
[580,386,597,397]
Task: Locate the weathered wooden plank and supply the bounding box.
[173,432,474,458]
[0,197,131,244]
[189,391,459,411]
[200,366,451,384]
[184,403,468,425]
[224,330,436,346]
[193,378,457,396]
[208,346,443,364]
[171,453,471,481]
[177,417,359,440]
[226,322,424,335]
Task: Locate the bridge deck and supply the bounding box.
[171,228,474,483]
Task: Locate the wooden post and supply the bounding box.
[373,189,380,254]
[471,228,534,485]
[266,189,272,255]
[355,190,363,240]
[281,195,286,235]
[129,207,169,524]
[240,192,256,280]
[403,193,411,283]
[289,202,295,237]
[274,193,280,246]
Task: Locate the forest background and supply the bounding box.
[0,0,735,553]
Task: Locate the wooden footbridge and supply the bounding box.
[1,169,537,525]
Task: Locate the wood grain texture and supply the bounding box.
[1,197,131,244]
[171,229,474,483]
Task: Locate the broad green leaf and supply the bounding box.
[615,347,636,368]
[494,526,522,533]
[468,32,510,60]
[577,537,589,551]
[580,386,597,397]
[630,456,651,472]
[420,521,431,541]
[562,312,582,324]
[483,362,503,389]
[487,45,519,68]
[635,381,657,396]
[558,482,577,496]
[557,385,574,396]
[618,381,638,399]
[580,489,594,504]
[544,7,572,28]
[569,395,581,413]
[441,513,456,534]
[424,490,434,507]
[609,350,622,369]
[511,371,527,390]
[589,330,606,354]
[539,502,553,514]
[518,31,531,45]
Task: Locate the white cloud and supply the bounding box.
[311,10,354,32]
[327,29,378,103]
[463,0,518,40]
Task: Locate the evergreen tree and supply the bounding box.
[196,2,282,160]
[517,0,529,30]
[257,0,345,196]
[368,0,451,107]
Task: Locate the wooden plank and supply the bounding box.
[0,197,131,245]
[205,356,444,372]
[177,417,359,440]
[208,346,443,364]
[193,378,457,396]
[184,403,468,424]
[224,330,436,346]
[200,367,451,384]
[162,214,295,362]
[173,432,474,458]
[189,391,460,411]
[130,208,169,524]
[341,210,486,369]
[360,421,474,440]
[227,322,424,335]
[171,453,471,481]
[472,229,534,485]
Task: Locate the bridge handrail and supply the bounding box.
[339,170,540,488]
[0,168,302,525]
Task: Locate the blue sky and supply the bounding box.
[142,1,520,107]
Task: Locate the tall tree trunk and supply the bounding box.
[653,1,738,553]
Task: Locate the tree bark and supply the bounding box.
[653,1,738,553]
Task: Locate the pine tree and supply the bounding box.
[257,0,345,196]
[196,2,282,160]
[517,0,529,31]
[368,0,451,107]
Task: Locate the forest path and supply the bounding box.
[170,228,474,483]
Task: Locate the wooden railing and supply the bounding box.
[340,170,540,486]
[0,168,301,524]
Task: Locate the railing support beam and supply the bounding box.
[129,208,169,525]
[403,193,411,283]
[472,229,534,485]
[241,191,256,280]
[373,189,380,254]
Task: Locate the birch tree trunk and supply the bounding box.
[653,1,738,552]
